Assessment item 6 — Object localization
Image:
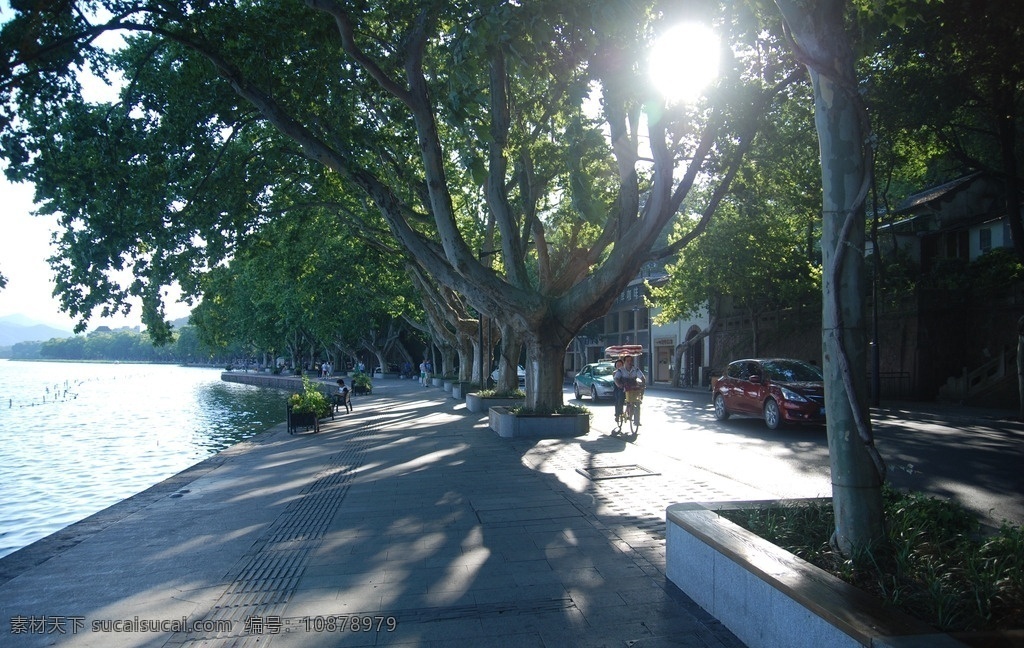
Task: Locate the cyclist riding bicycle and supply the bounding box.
[613,354,646,427]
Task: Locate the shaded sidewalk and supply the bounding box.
[0,379,769,647]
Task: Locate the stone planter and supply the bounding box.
[442,380,455,393]
[465,392,523,413]
[665,500,966,648]
[431,377,444,387]
[487,406,589,439]
[451,382,476,400]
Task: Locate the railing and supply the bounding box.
[939,347,1017,401]
[866,372,914,400]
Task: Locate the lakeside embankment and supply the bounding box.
[220,371,310,391]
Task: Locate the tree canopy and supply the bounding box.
[0,0,800,408]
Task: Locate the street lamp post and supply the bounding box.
[648,303,654,382]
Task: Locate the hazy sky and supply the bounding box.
[0,2,191,331]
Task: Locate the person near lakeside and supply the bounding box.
[336,378,352,413]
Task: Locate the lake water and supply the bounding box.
[0,361,287,559]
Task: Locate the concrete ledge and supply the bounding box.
[666,501,966,648]
[488,406,589,439]
[222,371,302,391]
[451,382,473,400]
[465,393,523,413]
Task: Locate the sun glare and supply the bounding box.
[649,23,720,103]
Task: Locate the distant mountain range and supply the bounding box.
[0,313,193,347]
[0,315,75,346]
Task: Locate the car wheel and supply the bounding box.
[764,398,781,430]
[713,393,730,421]
[591,385,598,401]
[574,382,582,400]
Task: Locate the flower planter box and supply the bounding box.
[487,406,589,439]
[665,500,966,648]
[286,406,320,435]
[451,382,476,400]
[442,380,455,393]
[465,392,523,413]
[431,377,444,387]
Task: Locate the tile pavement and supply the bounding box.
[0,379,774,647]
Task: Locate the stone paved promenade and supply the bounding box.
[0,378,777,647]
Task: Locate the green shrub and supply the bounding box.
[476,388,525,398]
[509,404,590,417]
[719,487,1024,632]
[288,376,332,418]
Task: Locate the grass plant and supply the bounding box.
[508,403,590,416]
[475,388,526,399]
[718,486,1023,633]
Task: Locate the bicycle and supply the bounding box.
[615,385,644,435]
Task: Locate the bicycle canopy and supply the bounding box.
[603,344,644,359]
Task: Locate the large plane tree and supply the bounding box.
[1,1,798,410]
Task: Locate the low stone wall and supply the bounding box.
[488,406,589,439]
[220,372,340,399]
[665,501,964,648]
[221,372,305,391]
[465,393,524,413]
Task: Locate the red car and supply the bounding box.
[711,358,825,429]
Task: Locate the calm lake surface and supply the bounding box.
[0,361,287,559]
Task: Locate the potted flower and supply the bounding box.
[466,388,525,413]
[287,376,331,434]
[351,371,373,395]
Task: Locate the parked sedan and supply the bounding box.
[711,358,825,429]
[573,361,617,400]
[490,365,526,386]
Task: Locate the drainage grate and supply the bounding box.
[575,464,660,481]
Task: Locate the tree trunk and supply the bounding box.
[494,320,522,393]
[776,0,885,558]
[524,340,568,411]
[1017,316,1024,421]
[438,342,456,378]
[521,315,575,411]
[457,335,474,382]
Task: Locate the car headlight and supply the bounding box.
[780,387,808,403]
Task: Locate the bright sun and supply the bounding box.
[648,23,720,103]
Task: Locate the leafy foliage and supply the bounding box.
[0,1,800,409]
[652,195,821,324]
[288,376,331,417]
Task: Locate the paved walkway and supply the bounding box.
[0,379,774,648]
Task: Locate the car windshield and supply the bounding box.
[593,364,616,376]
[762,360,823,382]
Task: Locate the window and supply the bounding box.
[979,227,992,254]
[636,308,649,330]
